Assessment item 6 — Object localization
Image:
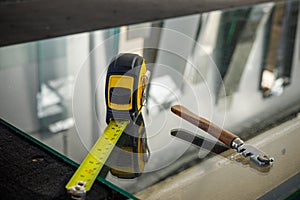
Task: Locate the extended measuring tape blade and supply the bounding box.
[66,120,130,193]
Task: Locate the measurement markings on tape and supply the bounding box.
[66,120,130,192]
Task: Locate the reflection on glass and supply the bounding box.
[260,0,299,97]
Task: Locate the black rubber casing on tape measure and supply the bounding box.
[105,53,149,179]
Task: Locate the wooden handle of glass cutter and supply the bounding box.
[171,105,238,147]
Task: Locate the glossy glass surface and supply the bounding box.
[1,0,300,197]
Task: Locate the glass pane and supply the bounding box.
[1,0,300,198]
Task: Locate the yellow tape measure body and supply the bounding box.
[66,120,129,192]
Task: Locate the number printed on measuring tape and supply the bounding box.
[66,120,130,191]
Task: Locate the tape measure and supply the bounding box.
[66,53,150,198]
[105,53,150,179]
[66,120,129,197]
[105,53,148,123]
